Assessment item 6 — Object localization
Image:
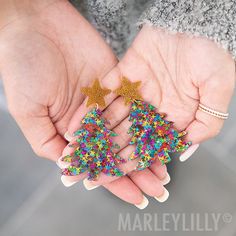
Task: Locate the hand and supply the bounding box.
[64,25,235,206]
[0,1,166,208]
[0,0,117,160]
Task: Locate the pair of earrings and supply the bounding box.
[61,77,191,181]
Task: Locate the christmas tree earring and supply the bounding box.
[61,79,125,181]
[115,77,192,170]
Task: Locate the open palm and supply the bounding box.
[1,2,171,208]
[0,0,117,160]
[64,25,235,206]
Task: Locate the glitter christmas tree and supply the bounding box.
[128,100,192,170]
[61,107,125,180]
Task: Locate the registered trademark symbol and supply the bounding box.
[222,213,232,224]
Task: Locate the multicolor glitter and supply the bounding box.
[61,108,125,180]
[128,100,192,170]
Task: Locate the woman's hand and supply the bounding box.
[0,0,118,160]
[0,2,168,209]
[65,25,235,205]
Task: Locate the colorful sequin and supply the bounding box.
[128,100,192,170]
[61,108,125,180]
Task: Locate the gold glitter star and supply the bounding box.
[81,79,111,108]
[115,77,143,105]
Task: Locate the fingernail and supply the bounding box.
[64,131,73,142]
[154,188,169,203]
[161,173,171,185]
[179,144,200,162]
[83,179,99,190]
[61,175,77,187]
[56,156,70,169]
[135,196,149,209]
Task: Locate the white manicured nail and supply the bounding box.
[161,173,171,185]
[135,196,149,209]
[64,131,73,142]
[61,176,77,187]
[179,144,199,162]
[56,156,70,169]
[83,179,99,190]
[154,188,169,203]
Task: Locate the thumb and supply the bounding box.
[9,106,67,162]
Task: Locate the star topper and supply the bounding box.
[115,77,143,105]
[81,79,111,108]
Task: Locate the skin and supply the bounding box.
[0,0,118,159]
[0,0,166,205]
[64,26,235,203]
[1,1,235,205]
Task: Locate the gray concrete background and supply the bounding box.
[0,79,236,236]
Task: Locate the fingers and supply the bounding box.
[112,118,132,150]
[82,155,170,193]
[128,168,169,202]
[82,155,170,202]
[149,159,168,181]
[189,79,234,142]
[86,170,169,208]
[59,140,170,198]
[59,112,135,187]
[102,97,131,129]
[103,176,148,208]
[60,157,150,209]
[62,117,170,205]
[59,145,138,187]
[65,99,132,155]
[180,74,235,162]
